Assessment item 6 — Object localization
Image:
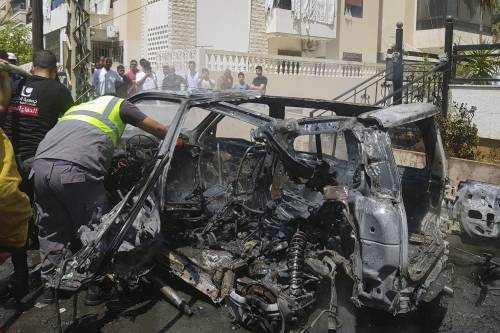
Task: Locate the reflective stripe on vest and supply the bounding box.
[59,96,125,145]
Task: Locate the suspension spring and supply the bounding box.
[287,230,307,297]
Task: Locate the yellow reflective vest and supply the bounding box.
[0,128,31,250]
[59,96,125,145]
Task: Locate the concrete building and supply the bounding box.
[117,0,493,66]
[6,1,493,74]
[108,1,492,95]
[0,0,30,24]
[41,0,123,65]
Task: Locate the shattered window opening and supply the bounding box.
[389,124,428,170]
[293,132,348,161]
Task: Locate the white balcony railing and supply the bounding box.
[156,48,384,79]
[204,49,383,78]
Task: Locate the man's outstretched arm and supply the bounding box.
[136,117,168,139]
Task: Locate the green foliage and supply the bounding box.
[456,49,500,83]
[437,102,479,160]
[0,20,32,64]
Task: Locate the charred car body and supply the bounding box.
[54,91,451,331]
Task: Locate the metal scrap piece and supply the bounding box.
[454,180,500,240]
[156,249,221,303]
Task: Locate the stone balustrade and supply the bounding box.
[203,49,383,78]
[155,48,384,79]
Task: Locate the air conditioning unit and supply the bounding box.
[302,39,319,52]
[106,25,119,39]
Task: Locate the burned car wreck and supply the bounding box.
[53,92,451,332]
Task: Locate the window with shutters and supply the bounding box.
[345,0,363,18]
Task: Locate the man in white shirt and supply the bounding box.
[197,68,216,90]
[91,58,123,96]
[136,61,158,91]
[185,60,199,90]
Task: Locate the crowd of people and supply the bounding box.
[91,57,268,98]
[0,49,168,306]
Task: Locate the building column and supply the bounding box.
[248,0,268,54]
[167,0,197,49]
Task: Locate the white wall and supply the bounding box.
[379,0,406,53]
[450,85,500,140]
[144,0,168,29]
[114,0,143,64]
[43,3,67,34]
[333,0,380,63]
[144,0,168,64]
[414,29,493,53]
[196,0,250,52]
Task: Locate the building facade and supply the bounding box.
[41,0,123,65]
[4,0,493,69]
[109,0,493,68]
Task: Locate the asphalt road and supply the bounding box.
[1,234,499,333]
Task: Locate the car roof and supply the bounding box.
[129,90,438,128]
[358,103,440,128]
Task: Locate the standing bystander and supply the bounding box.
[115,64,133,98]
[162,65,186,91]
[92,57,123,96]
[217,69,234,90]
[234,72,250,90]
[252,65,268,94]
[126,59,143,95]
[2,50,74,191]
[185,60,199,90]
[92,57,105,75]
[136,61,158,91]
[198,68,216,90]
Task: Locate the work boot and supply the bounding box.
[11,250,30,299]
[85,283,105,306]
[40,286,55,304]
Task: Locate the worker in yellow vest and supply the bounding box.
[32,95,167,304]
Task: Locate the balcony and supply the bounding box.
[266,7,337,40]
[416,0,492,35]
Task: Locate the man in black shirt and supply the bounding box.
[2,50,74,186]
[161,65,186,91]
[252,65,268,94]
